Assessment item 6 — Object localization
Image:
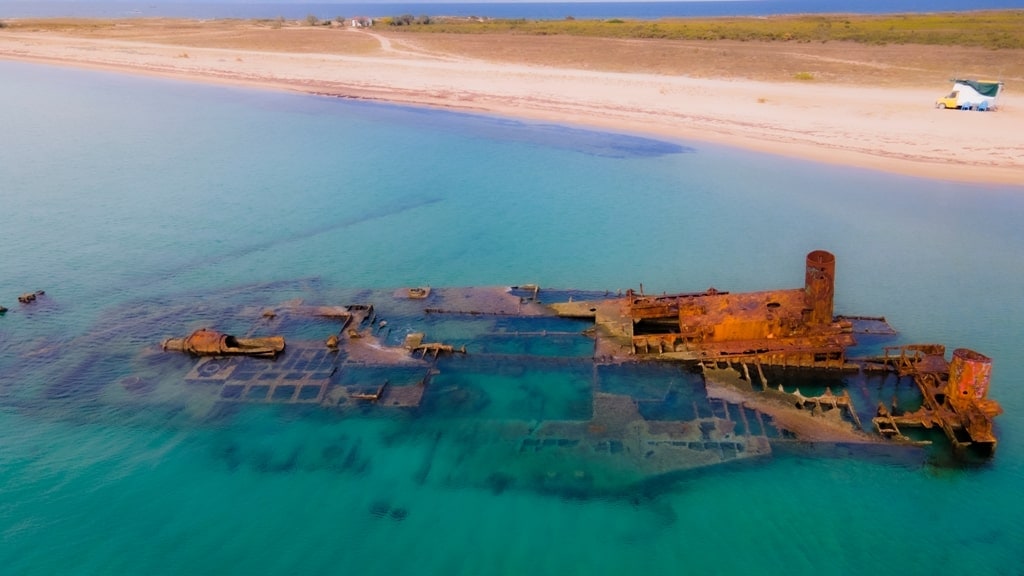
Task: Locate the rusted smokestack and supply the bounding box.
[804,250,835,325]
[948,348,992,406]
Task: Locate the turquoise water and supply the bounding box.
[2,60,1024,574]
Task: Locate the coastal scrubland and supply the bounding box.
[10,11,1020,49]
[384,10,1024,50]
[2,12,1020,85]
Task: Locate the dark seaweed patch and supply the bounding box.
[369,501,390,519]
[486,472,515,495]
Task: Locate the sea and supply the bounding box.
[1,55,1024,574]
[1,0,1022,20]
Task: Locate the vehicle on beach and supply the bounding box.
[935,79,1003,111]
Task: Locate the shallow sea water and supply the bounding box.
[2,60,1024,575]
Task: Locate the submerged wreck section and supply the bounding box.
[548,250,1002,458]
[66,249,996,494]
[870,345,1002,455]
[162,328,286,358]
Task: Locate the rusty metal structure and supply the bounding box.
[872,345,1002,455]
[149,250,1000,465]
[3,250,999,497]
[145,250,1000,464]
[571,249,856,368]
[162,328,286,358]
[549,250,1002,456]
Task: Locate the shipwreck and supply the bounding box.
[550,250,1001,456]
[139,250,1003,493]
[7,250,999,496]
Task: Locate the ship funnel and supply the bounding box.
[804,250,835,325]
[948,348,992,406]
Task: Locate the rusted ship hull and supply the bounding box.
[3,251,1000,497]
[147,251,1000,466]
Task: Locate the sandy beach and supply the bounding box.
[1,19,1021,184]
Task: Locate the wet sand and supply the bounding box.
[1,20,1021,184]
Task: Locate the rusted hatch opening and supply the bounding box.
[634,319,679,335]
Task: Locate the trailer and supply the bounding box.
[935,79,1004,111]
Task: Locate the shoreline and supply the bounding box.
[1,25,1021,185]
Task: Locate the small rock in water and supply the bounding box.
[121,375,151,393]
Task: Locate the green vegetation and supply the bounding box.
[387,10,1024,49]
[793,71,815,81]
[389,14,433,26]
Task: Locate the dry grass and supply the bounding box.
[3,17,1021,86]
[390,32,1023,86]
[387,11,1024,50]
